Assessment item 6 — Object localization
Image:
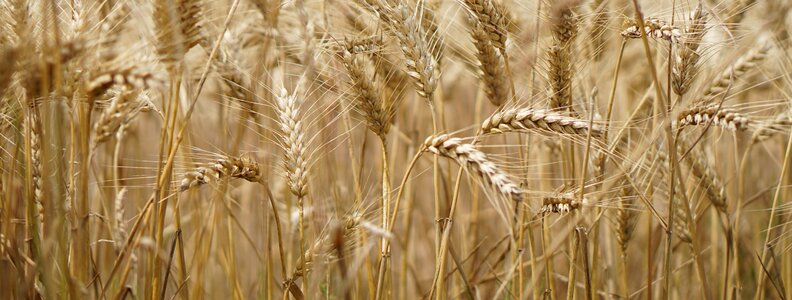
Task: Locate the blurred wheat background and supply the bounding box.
[1,0,791,298]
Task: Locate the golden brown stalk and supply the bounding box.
[462,0,508,51]
[178,155,263,191]
[621,17,681,42]
[342,49,392,138]
[471,21,509,106]
[481,107,603,137]
[677,104,752,131]
[423,134,524,201]
[547,0,579,110]
[672,3,708,96]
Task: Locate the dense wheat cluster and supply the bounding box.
[2,0,792,299]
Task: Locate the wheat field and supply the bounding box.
[0,0,791,299]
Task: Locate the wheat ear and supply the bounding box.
[677,104,752,131]
[423,134,523,201]
[672,3,708,96]
[621,17,682,42]
[481,107,603,137]
[179,156,263,191]
[470,21,509,106]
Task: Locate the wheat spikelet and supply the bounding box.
[677,104,752,131]
[611,181,639,253]
[462,0,508,51]
[701,40,771,101]
[93,90,151,147]
[684,147,727,213]
[752,110,792,143]
[388,4,440,99]
[470,21,508,106]
[423,134,523,201]
[179,156,263,191]
[276,88,309,198]
[621,17,681,42]
[672,3,708,96]
[540,195,586,214]
[547,0,578,110]
[153,0,203,73]
[342,49,391,138]
[26,110,43,234]
[481,107,603,137]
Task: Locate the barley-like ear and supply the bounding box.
[611,181,639,253]
[179,156,263,191]
[481,107,603,137]
[672,3,708,96]
[275,88,309,198]
[547,0,578,111]
[588,0,609,61]
[25,109,43,235]
[462,0,508,52]
[752,110,792,143]
[683,147,728,213]
[621,17,681,42]
[423,134,523,201]
[700,40,771,102]
[470,21,509,106]
[677,104,752,131]
[93,90,151,147]
[388,4,440,99]
[541,195,586,214]
[342,49,391,138]
[153,0,203,73]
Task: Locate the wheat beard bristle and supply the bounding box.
[481,107,603,137]
[423,134,523,202]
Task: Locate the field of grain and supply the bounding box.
[1,0,791,298]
